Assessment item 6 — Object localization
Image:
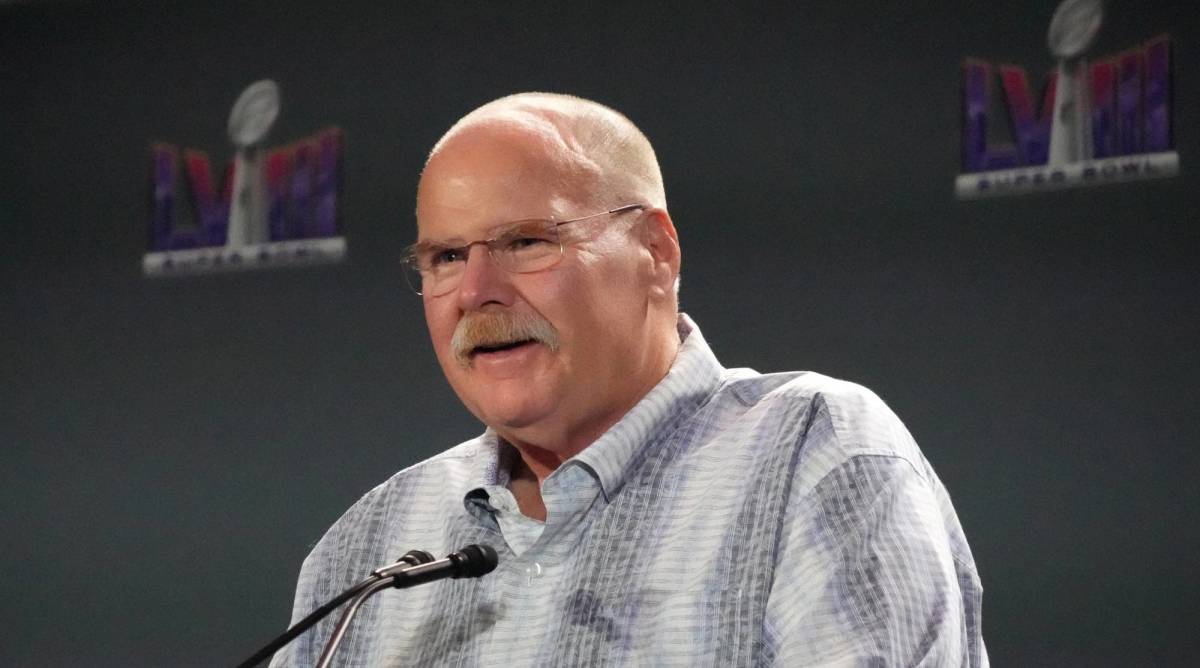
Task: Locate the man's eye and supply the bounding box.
[428,248,466,267]
[503,236,553,252]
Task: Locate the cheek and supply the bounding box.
[515,267,577,324]
[548,281,625,357]
[423,300,457,355]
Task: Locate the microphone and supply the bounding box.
[391,549,438,571]
[378,544,499,584]
[234,549,436,668]
[314,545,499,668]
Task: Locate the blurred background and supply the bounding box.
[2,0,1197,665]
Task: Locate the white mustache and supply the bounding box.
[451,311,560,367]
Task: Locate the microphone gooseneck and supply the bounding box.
[314,544,500,668]
[233,548,439,668]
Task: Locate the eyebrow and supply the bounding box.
[410,239,459,255]
[411,218,555,252]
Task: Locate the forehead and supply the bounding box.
[416,122,598,241]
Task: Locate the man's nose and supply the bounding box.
[455,244,515,309]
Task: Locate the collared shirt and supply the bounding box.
[272,315,987,667]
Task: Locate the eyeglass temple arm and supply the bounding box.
[552,203,648,230]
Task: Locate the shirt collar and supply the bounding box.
[461,437,522,515]
[571,313,723,500]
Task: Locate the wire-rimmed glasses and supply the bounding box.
[401,203,646,296]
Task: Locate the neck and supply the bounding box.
[507,440,568,483]
[506,450,549,521]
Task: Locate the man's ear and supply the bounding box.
[639,208,680,299]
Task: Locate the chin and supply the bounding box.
[464,384,557,432]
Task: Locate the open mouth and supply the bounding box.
[471,339,537,357]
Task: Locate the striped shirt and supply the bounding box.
[272,315,987,667]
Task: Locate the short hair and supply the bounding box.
[425,92,666,210]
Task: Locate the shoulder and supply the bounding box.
[722,368,914,454]
[299,438,485,576]
[717,369,928,492]
[331,437,483,528]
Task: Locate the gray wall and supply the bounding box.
[2,1,1197,665]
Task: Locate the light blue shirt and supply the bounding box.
[273,315,987,666]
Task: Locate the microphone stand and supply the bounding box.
[313,577,397,668]
[234,550,433,668]
[314,545,499,668]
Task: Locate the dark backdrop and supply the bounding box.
[3,1,1197,665]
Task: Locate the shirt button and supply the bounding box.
[523,562,543,585]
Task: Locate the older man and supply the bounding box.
[273,93,987,666]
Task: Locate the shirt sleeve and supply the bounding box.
[764,454,987,667]
[268,499,373,668]
[267,544,333,668]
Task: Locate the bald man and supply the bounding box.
[271,93,987,667]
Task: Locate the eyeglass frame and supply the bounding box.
[401,203,648,296]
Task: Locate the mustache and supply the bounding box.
[451,311,560,367]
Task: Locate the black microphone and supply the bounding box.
[313,544,500,668]
[234,549,436,668]
[391,549,438,571]
[378,544,499,585]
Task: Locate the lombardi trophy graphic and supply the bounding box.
[1047,0,1103,167]
[143,77,347,276]
[955,0,1176,199]
[226,80,281,248]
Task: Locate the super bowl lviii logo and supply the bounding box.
[956,0,1177,199]
[144,80,346,276]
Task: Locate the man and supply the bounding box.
[273,93,987,666]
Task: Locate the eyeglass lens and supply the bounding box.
[405,221,564,296]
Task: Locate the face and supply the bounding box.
[415,128,661,451]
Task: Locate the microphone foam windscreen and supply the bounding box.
[457,544,499,577]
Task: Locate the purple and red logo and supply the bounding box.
[145,80,346,276]
[957,0,1176,199]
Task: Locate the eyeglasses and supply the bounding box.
[401,203,646,296]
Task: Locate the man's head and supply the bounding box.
[414,92,681,457]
